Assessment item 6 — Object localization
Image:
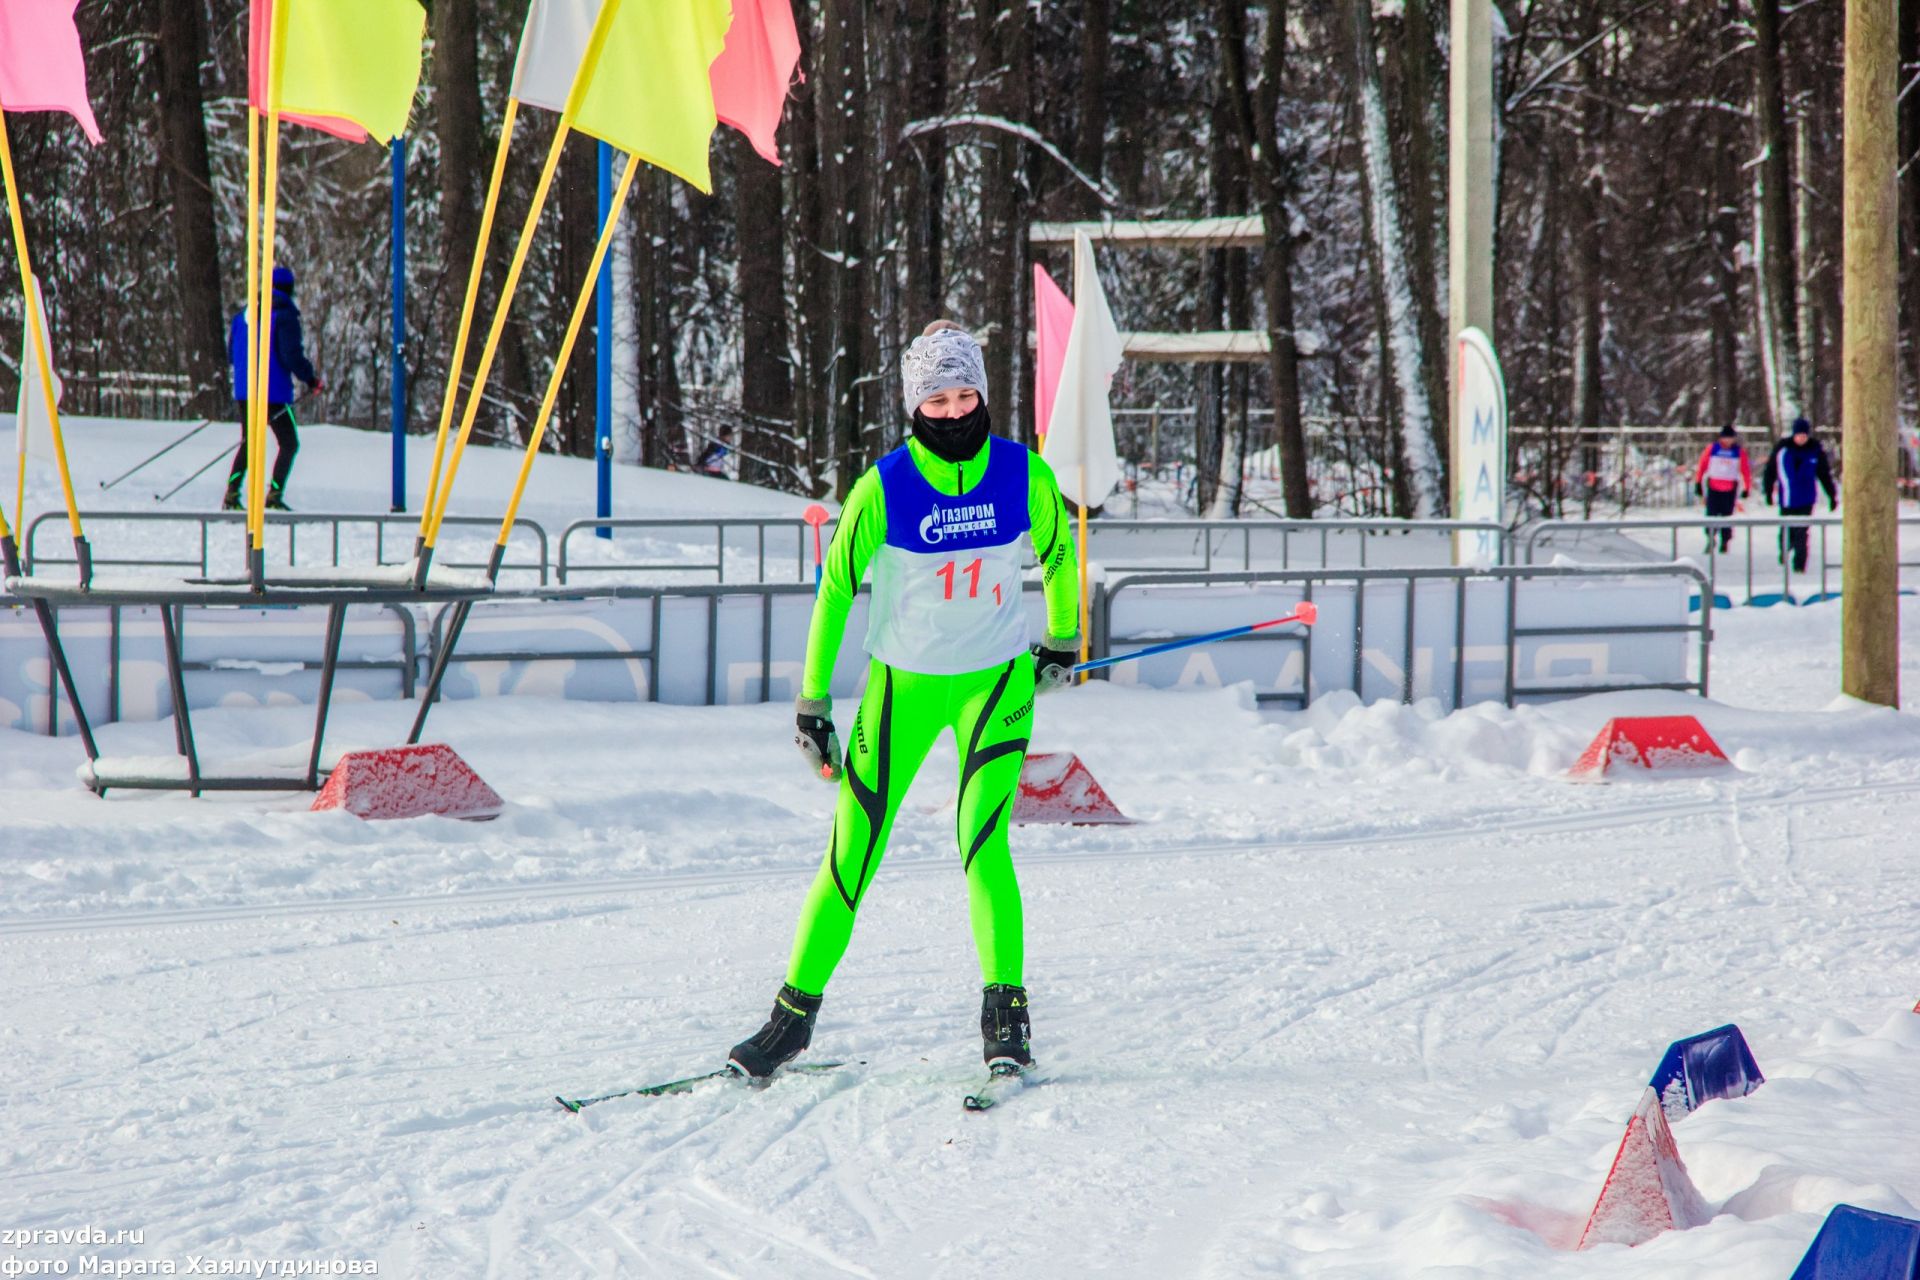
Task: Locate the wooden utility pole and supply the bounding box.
[1841,0,1900,706]
[1448,0,1495,527]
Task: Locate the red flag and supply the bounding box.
[249,0,367,141]
[709,0,800,164]
[0,0,102,143]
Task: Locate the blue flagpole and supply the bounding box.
[595,141,613,539]
[389,138,407,513]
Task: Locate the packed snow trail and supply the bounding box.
[7,667,1920,1276]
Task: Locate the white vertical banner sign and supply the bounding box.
[15,272,61,463]
[1452,326,1506,568]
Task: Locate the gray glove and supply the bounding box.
[794,696,843,782]
[1032,636,1079,694]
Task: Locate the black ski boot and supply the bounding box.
[265,484,291,512]
[981,984,1032,1071]
[222,483,242,512]
[728,984,823,1079]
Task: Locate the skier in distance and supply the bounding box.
[726,320,1081,1082]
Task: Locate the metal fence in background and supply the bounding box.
[1523,514,1920,606]
[22,510,550,585]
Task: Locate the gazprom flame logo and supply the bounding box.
[919,502,997,546]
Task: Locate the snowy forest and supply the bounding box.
[5,0,1920,516]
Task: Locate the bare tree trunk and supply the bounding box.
[1752,0,1806,430]
[1220,0,1310,516]
[979,0,1033,444]
[1900,0,1920,410]
[558,140,598,458]
[902,0,947,323]
[1345,0,1442,516]
[156,0,225,400]
[1572,0,1606,477]
[1379,0,1448,492]
[1840,0,1900,706]
[1710,113,1744,426]
[1074,0,1112,213]
[432,0,482,311]
[818,0,869,495]
[634,169,682,469]
[735,133,792,488]
[785,4,830,493]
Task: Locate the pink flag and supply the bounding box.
[248,0,367,142]
[1033,262,1074,443]
[709,0,800,164]
[0,0,102,143]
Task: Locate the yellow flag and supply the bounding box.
[272,0,426,144]
[570,0,733,193]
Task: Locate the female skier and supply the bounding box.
[727,321,1082,1081]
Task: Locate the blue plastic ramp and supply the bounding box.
[1648,1023,1763,1118]
[1790,1205,1920,1280]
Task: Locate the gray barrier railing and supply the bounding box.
[1101,563,1712,709]
[554,515,1510,584]
[22,510,550,585]
[1083,518,1509,572]
[7,561,1707,734]
[1522,515,1920,606]
[556,518,830,584]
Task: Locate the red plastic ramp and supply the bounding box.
[312,744,503,821]
[1577,1086,1711,1249]
[1569,716,1730,779]
[1014,752,1133,825]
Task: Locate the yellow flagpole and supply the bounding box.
[244,106,260,545]
[1076,464,1090,681]
[492,152,641,565]
[0,111,89,582]
[416,0,626,585]
[418,98,521,539]
[416,121,571,567]
[249,0,292,589]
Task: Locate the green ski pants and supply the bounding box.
[785,656,1035,995]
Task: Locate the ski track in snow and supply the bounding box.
[7,428,1920,1275]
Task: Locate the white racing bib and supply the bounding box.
[866,436,1032,675]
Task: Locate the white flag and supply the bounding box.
[15,273,62,463]
[510,0,605,114]
[1040,231,1125,510]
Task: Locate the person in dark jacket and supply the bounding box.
[695,427,734,478]
[1761,416,1838,572]
[226,264,323,511]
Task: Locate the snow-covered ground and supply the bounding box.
[5,418,1920,1278]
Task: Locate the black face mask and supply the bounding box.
[911,400,991,464]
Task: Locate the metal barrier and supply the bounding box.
[554,515,1509,585]
[1522,515,1920,606]
[556,518,830,584]
[23,510,550,585]
[1100,563,1712,709]
[1085,518,1509,572]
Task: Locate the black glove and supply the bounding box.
[1742,489,1750,500]
[1829,497,1838,511]
[794,697,842,782]
[1032,640,1078,694]
[1694,481,1703,498]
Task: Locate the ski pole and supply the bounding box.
[1072,601,1319,675]
[101,419,213,490]
[155,440,238,503]
[802,502,829,593]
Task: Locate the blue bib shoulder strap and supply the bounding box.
[879,437,1031,553]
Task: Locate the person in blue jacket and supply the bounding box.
[1761,416,1837,572]
[226,264,323,511]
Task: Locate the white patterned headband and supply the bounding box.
[900,327,989,413]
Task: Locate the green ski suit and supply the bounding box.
[784,434,1080,995]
